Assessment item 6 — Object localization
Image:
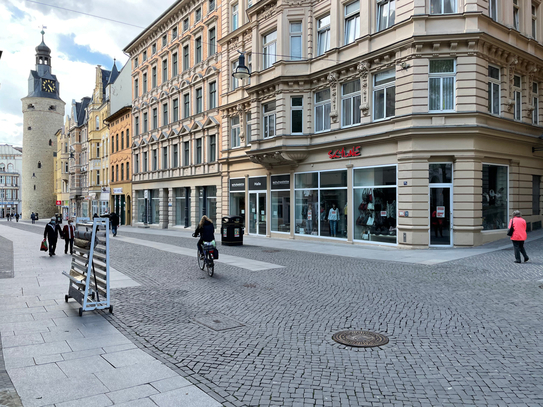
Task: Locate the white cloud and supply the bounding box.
[0,0,169,147]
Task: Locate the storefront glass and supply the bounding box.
[353,166,397,244]
[136,190,146,223]
[150,189,159,224]
[207,186,217,226]
[230,192,245,219]
[482,164,508,230]
[82,202,89,218]
[174,188,191,227]
[271,175,290,233]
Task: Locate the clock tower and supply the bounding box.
[21,31,66,220]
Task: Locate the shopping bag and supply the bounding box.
[40,239,48,251]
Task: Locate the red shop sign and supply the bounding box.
[56,200,61,206]
[328,146,361,159]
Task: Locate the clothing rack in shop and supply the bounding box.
[62,217,113,316]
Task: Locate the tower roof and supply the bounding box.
[35,31,51,55]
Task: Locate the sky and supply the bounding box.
[0,0,171,147]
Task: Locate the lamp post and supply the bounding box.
[232,52,251,81]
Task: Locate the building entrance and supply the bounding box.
[249,192,266,235]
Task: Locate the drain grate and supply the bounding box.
[262,249,280,253]
[192,314,245,331]
[332,330,389,348]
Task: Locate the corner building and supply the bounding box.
[124,0,222,228]
[218,0,543,248]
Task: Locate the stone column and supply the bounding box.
[168,187,174,228]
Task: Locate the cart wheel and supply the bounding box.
[78,307,83,317]
[109,305,113,314]
[65,295,69,303]
[91,292,96,300]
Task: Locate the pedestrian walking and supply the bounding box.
[509,210,529,263]
[15,213,19,222]
[43,216,63,257]
[62,219,75,255]
[31,212,36,224]
[109,211,120,236]
[6,213,10,221]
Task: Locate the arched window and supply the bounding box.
[38,161,41,169]
[0,163,5,172]
[7,164,13,172]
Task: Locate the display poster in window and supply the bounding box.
[380,211,387,217]
[436,206,445,218]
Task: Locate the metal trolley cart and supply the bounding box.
[62,217,112,316]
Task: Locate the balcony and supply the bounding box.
[246,135,309,169]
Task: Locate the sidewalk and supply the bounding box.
[0,223,222,407]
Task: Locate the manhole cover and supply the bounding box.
[192,314,245,331]
[332,330,389,347]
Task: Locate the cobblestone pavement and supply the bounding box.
[4,223,543,406]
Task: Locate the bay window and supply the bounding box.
[373,69,395,120]
[315,89,331,133]
[428,59,455,112]
[317,15,330,56]
[341,80,361,127]
[488,65,500,115]
[291,97,303,134]
[263,101,276,138]
[290,22,302,61]
[377,0,396,31]
[430,0,456,14]
[263,31,277,69]
[231,116,241,148]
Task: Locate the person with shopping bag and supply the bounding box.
[43,217,63,257]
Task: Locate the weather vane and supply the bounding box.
[40,25,47,37]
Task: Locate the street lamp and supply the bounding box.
[232,52,251,80]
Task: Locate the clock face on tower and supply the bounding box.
[42,79,56,93]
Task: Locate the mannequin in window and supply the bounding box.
[328,203,340,237]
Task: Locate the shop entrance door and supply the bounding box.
[249,192,266,235]
[430,187,452,246]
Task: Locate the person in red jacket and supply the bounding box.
[509,210,529,263]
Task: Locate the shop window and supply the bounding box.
[317,15,330,56]
[263,31,277,69]
[430,0,456,14]
[377,0,396,32]
[291,97,303,134]
[341,80,361,127]
[532,82,539,125]
[373,69,395,120]
[482,164,508,230]
[231,116,241,148]
[344,1,360,45]
[290,22,302,60]
[229,180,246,222]
[175,187,191,227]
[315,89,331,132]
[429,59,455,112]
[150,190,159,224]
[263,101,276,138]
[488,65,501,115]
[271,175,291,233]
[353,166,397,244]
[533,175,541,215]
[513,75,522,121]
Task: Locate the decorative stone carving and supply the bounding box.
[357,62,370,116]
[327,72,339,123]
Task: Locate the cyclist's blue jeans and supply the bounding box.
[197,239,204,255]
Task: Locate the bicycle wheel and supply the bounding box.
[197,249,205,270]
[206,253,214,277]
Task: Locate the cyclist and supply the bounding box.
[193,215,215,259]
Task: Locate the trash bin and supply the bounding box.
[221,216,244,246]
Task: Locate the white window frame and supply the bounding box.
[208,27,216,56]
[372,69,396,121]
[377,0,396,32]
[195,7,202,22]
[341,80,361,128]
[231,116,241,148]
[263,101,276,138]
[209,81,216,109]
[428,59,456,113]
[196,87,203,114]
[532,3,538,39]
[533,82,539,125]
[315,89,331,133]
[430,0,457,14]
[344,1,360,45]
[195,138,202,164]
[289,22,302,61]
[514,75,522,121]
[263,31,277,69]
[232,3,239,31]
[195,37,202,63]
[488,65,501,116]
[291,96,303,134]
[489,0,498,20]
[183,93,190,118]
[513,0,520,30]
[316,15,330,56]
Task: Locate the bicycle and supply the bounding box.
[197,241,215,277]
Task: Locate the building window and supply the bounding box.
[173,144,179,167]
[162,35,167,47]
[126,129,129,148]
[429,59,456,112]
[291,96,303,133]
[373,69,395,120]
[184,93,190,118]
[163,146,168,169]
[152,149,158,171]
[209,135,216,162]
[121,131,124,150]
[116,134,119,152]
[152,43,156,54]
[173,98,179,122]
[143,112,148,132]
[532,3,538,38]
[231,116,241,148]
[377,0,396,31]
[208,27,216,55]
[162,59,168,83]
[290,22,302,60]
[209,81,216,109]
[172,53,178,76]
[482,164,508,230]
[488,65,500,115]
[514,75,522,121]
[195,7,202,22]
[317,15,330,56]
[430,0,456,14]
[533,82,539,125]
[196,138,202,164]
[232,60,239,90]
[209,0,215,12]
[134,56,139,68]
[172,26,178,39]
[247,54,252,85]
[263,31,277,69]
[533,175,541,215]
[513,0,520,30]
[121,163,124,181]
[126,162,130,178]
[115,165,119,182]
[195,37,202,63]
[96,170,100,185]
[134,79,139,97]
[315,89,331,133]
[143,151,148,171]
[184,141,190,165]
[163,103,168,126]
[341,80,361,127]
[95,116,99,130]
[196,88,203,114]
[65,162,68,173]
[232,3,239,30]
[183,45,189,70]
[143,73,147,93]
[135,116,139,135]
[183,18,189,32]
[263,101,276,138]
[152,66,157,88]
[489,0,498,20]
[344,1,360,45]
[143,50,147,61]
[152,108,158,129]
[246,112,252,143]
